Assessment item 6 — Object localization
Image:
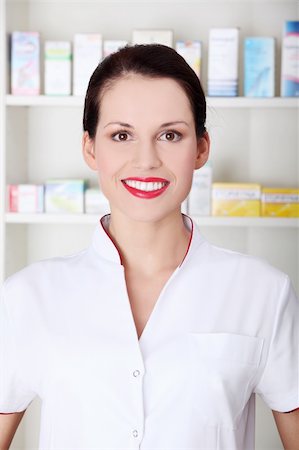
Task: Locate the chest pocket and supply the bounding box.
[188,332,264,429]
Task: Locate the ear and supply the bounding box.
[82,131,97,171]
[194,132,210,170]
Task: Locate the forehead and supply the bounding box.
[99,74,193,123]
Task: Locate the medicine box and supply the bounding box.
[176,41,202,77]
[132,30,173,47]
[281,21,299,97]
[244,37,275,97]
[8,184,44,213]
[188,163,212,216]
[261,188,299,217]
[208,28,239,97]
[11,31,40,95]
[212,183,261,217]
[85,188,110,214]
[103,40,128,58]
[73,33,102,96]
[45,179,86,214]
[45,41,71,95]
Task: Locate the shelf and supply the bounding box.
[6,213,101,224]
[206,97,299,109]
[6,95,85,107]
[5,0,294,5]
[5,95,299,108]
[5,213,299,227]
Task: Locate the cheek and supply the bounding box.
[95,148,122,177]
[167,146,197,178]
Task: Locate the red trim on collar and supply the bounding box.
[179,214,193,268]
[99,213,193,268]
[99,215,123,265]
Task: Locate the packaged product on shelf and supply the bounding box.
[11,31,40,95]
[7,184,44,213]
[212,183,261,217]
[73,33,102,96]
[175,41,201,77]
[261,188,299,217]
[85,188,110,214]
[103,40,128,58]
[208,28,239,97]
[188,162,212,216]
[244,37,275,97]
[132,30,173,47]
[44,41,71,95]
[281,20,299,97]
[45,179,87,213]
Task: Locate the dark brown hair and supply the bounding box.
[83,44,206,139]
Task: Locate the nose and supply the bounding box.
[132,140,162,170]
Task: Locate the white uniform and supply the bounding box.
[0,214,298,450]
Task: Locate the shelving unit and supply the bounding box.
[5,212,299,227]
[0,1,298,449]
[6,94,299,108]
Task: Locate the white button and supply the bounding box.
[132,429,138,438]
[133,370,140,377]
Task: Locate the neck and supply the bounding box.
[107,210,191,276]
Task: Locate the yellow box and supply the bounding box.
[261,188,299,217]
[212,183,261,217]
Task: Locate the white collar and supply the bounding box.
[91,214,204,267]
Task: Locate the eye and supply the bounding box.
[111,131,131,142]
[159,130,182,142]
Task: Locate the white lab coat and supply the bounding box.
[0,214,298,449]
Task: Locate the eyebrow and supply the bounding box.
[104,121,190,128]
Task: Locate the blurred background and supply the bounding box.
[0,0,298,448]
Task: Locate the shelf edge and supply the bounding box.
[5,213,299,227]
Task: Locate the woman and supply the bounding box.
[0,44,298,450]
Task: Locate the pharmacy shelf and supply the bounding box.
[6,95,85,107]
[5,0,295,4]
[5,95,299,108]
[5,213,299,227]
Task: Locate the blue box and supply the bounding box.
[281,21,299,97]
[244,37,275,97]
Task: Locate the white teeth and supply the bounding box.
[123,180,167,191]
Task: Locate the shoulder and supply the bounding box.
[2,246,90,301]
[195,236,289,290]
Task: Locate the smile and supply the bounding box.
[121,177,170,199]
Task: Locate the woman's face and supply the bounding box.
[83,74,209,223]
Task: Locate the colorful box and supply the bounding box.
[212,183,261,217]
[45,179,87,214]
[73,33,102,96]
[208,28,239,97]
[281,21,299,97]
[103,40,128,58]
[11,31,40,95]
[132,30,173,47]
[244,37,275,97]
[188,163,212,216]
[176,41,202,77]
[261,188,299,217]
[85,188,110,214]
[45,41,71,95]
[7,184,44,213]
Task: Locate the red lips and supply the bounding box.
[121,177,170,199]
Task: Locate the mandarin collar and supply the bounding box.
[91,214,204,267]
